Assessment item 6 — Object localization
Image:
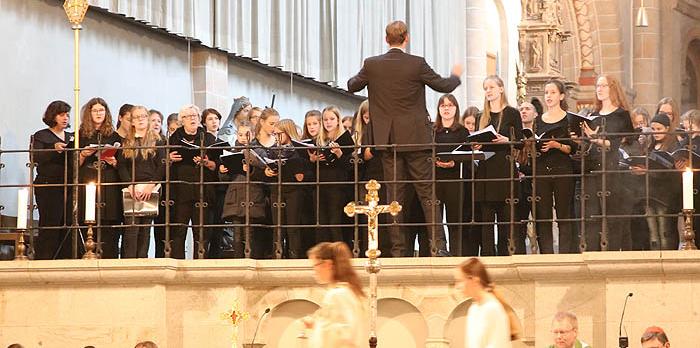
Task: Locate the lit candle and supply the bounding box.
[683,167,694,210]
[85,183,96,222]
[17,188,27,229]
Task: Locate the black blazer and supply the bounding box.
[347,48,461,151]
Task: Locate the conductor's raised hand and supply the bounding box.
[451,63,464,77]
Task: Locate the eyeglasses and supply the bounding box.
[133,114,149,120]
[551,329,574,336]
[440,104,456,109]
[181,114,199,119]
[91,109,106,114]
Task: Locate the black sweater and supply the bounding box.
[533,113,577,171]
[434,124,468,179]
[585,107,634,171]
[32,128,75,182]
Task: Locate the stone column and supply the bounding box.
[192,48,230,113]
[633,0,661,111]
[465,0,487,107]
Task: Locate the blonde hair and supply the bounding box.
[318,105,343,146]
[254,108,281,138]
[122,105,159,160]
[479,75,509,132]
[276,119,300,141]
[353,100,369,145]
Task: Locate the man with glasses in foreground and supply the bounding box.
[547,311,590,348]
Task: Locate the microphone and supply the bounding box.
[251,308,271,346]
[618,293,633,348]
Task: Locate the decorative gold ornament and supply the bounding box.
[63,0,89,28]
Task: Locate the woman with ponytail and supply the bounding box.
[455,258,520,347]
[305,241,365,348]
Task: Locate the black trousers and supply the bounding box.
[514,178,532,255]
[534,166,575,254]
[582,173,631,251]
[436,179,464,256]
[270,185,305,259]
[382,150,446,257]
[206,187,227,258]
[478,201,512,256]
[34,185,72,260]
[172,199,207,259]
[122,215,151,258]
[93,221,120,259]
[316,183,348,243]
[153,197,167,258]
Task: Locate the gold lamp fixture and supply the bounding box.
[636,0,648,27]
[63,0,89,28]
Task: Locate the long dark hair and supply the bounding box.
[544,79,569,111]
[308,242,365,297]
[435,94,461,131]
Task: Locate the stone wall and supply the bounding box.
[0,251,699,347]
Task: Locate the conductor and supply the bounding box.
[347,20,463,257]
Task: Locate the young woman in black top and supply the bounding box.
[311,106,353,243]
[630,113,680,250]
[118,105,166,258]
[168,104,219,259]
[581,74,635,251]
[301,110,323,251]
[259,117,308,259]
[77,97,123,259]
[434,94,469,256]
[532,80,577,253]
[202,108,229,258]
[32,100,74,260]
[220,121,267,258]
[473,76,524,256]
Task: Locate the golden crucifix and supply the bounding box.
[344,180,402,257]
[343,179,401,348]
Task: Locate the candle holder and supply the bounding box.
[14,229,28,261]
[82,220,98,259]
[680,209,697,250]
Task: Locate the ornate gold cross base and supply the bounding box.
[344,180,401,348]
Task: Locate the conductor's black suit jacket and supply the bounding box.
[347,48,461,151]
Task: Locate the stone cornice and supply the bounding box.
[0,251,698,287]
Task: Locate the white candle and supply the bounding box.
[85,183,96,222]
[17,188,27,229]
[683,167,694,210]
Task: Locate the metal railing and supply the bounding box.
[0,127,697,260]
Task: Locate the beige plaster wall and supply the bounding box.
[0,252,699,347]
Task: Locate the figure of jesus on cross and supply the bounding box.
[344,179,401,348]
